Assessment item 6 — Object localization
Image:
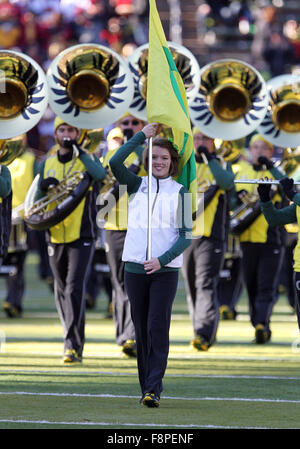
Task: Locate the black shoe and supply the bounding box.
[190,335,209,351]
[142,392,160,408]
[2,301,22,318]
[122,339,137,357]
[85,294,96,310]
[219,305,236,320]
[254,324,271,344]
[61,349,82,365]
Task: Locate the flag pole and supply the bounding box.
[147,136,153,260]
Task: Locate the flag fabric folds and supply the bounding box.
[147,0,197,213]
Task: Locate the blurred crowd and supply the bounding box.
[196,0,300,76]
[2,0,300,155]
[0,0,149,155]
[0,0,148,63]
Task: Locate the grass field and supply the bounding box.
[0,252,300,431]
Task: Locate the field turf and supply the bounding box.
[0,253,300,432]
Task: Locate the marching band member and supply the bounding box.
[217,142,248,320]
[109,123,192,408]
[234,133,285,343]
[34,116,106,364]
[0,163,12,269]
[2,136,39,318]
[181,127,235,351]
[101,113,146,357]
[258,175,300,334]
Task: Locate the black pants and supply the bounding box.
[105,230,135,345]
[48,239,94,357]
[181,236,225,345]
[4,251,27,310]
[241,242,284,330]
[294,272,300,328]
[124,270,179,398]
[217,256,244,310]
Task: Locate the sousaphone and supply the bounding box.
[258,74,300,148]
[47,43,134,129]
[189,59,268,140]
[127,42,200,121]
[25,43,134,231]
[0,50,48,164]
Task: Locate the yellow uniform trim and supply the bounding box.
[192,163,224,237]
[294,206,300,272]
[44,155,88,244]
[103,148,146,231]
[235,162,280,243]
[9,152,35,209]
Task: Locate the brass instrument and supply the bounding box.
[24,44,134,230]
[0,50,48,164]
[47,43,134,129]
[97,158,141,223]
[230,177,283,236]
[189,59,268,141]
[229,74,300,234]
[127,42,200,121]
[24,145,91,230]
[258,74,300,148]
[276,146,300,176]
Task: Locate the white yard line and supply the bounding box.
[1,368,300,381]
[0,418,271,429]
[1,391,300,404]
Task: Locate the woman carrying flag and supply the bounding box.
[109,122,192,407]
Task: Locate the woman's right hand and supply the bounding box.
[142,123,158,139]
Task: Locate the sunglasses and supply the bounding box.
[121,120,140,126]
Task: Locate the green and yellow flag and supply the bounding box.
[147,0,197,213]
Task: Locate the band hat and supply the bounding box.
[107,127,124,141]
[192,126,201,136]
[249,133,273,150]
[192,126,214,142]
[118,111,131,121]
[54,116,79,132]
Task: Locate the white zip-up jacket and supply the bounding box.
[122,175,183,268]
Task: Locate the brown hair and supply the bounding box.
[142,137,180,177]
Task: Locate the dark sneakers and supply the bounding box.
[2,301,22,318]
[190,335,210,351]
[61,349,82,365]
[122,339,137,357]
[254,324,271,344]
[141,392,160,408]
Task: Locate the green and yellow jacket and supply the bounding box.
[36,149,106,244]
[193,157,234,240]
[233,160,284,244]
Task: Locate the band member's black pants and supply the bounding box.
[294,272,300,328]
[241,242,284,331]
[182,236,225,346]
[48,238,94,357]
[217,255,243,311]
[4,250,27,310]
[105,230,135,345]
[124,270,178,398]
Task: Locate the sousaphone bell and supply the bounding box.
[189,59,269,140]
[47,43,134,129]
[0,50,48,164]
[25,43,134,231]
[258,74,300,148]
[127,42,200,121]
